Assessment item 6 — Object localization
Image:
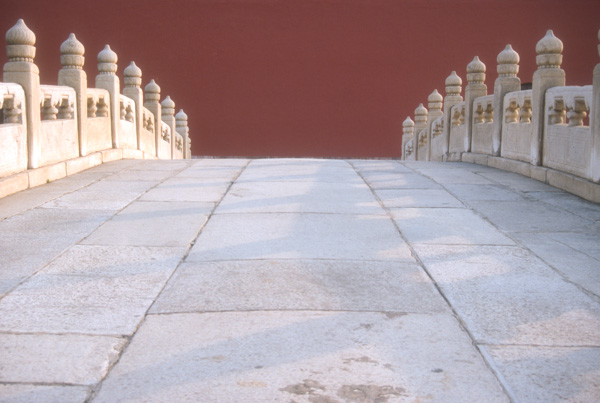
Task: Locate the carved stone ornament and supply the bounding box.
[60,33,84,69]
[536,30,563,69]
[6,19,36,62]
[428,89,443,112]
[124,61,142,88]
[467,56,486,84]
[161,96,175,117]
[497,45,519,77]
[445,71,462,97]
[145,79,161,102]
[97,44,118,74]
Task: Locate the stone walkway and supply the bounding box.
[0,158,599,402]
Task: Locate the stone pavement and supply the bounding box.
[0,158,599,402]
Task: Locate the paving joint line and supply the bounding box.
[407,162,600,303]
[350,159,515,403]
[0,161,194,303]
[84,159,252,403]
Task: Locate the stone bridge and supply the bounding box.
[0,158,599,402]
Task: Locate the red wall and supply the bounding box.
[2,0,599,158]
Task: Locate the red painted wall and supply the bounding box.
[2,0,599,158]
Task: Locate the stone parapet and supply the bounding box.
[0,18,192,196]
[401,28,600,202]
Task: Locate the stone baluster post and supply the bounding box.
[123,62,143,151]
[3,19,41,169]
[58,33,87,156]
[144,79,161,158]
[161,96,176,159]
[176,109,189,158]
[413,103,428,160]
[531,30,565,166]
[426,89,443,161]
[465,56,487,153]
[401,117,415,160]
[95,45,120,148]
[492,45,521,157]
[443,71,463,160]
[591,29,600,182]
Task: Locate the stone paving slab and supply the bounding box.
[412,244,600,345]
[151,260,449,314]
[0,384,90,403]
[93,312,508,403]
[436,288,600,345]
[140,178,231,203]
[237,159,362,184]
[442,183,524,201]
[0,207,113,238]
[187,213,414,262]
[0,245,185,335]
[0,170,114,218]
[0,235,77,295]
[481,345,600,402]
[217,181,385,214]
[512,232,600,296]
[84,159,143,173]
[375,188,463,208]
[103,168,177,182]
[358,172,442,190]
[42,179,156,210]
[526,191,600,221]
[0,158,599,402]
[127,160,191,171]
[0,273,166,335]
[174,166,244,181]
[82,201,213,247]
[412,244,563,287]
[391,208,515,245]
[0,333,125,384]
[470,200,594,233]
[349,160,413,173]
[410,168,495,185]
[190,158,250,167]
[477,170,564,192]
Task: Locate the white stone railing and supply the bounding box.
[401,29,600,203]
[544,86,593,179]
[39,85,78,166]
[471,95,494,155]
[448,101,466,156]
[500,90,532,162]
[158,121,171,159]
[86,88,110,118]
[40,85,75,121]
[0,19,192,198]
[0,83,27,177]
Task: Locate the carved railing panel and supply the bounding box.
[471,95,494,154]
[543,85,593,179]
[500,90,532,162]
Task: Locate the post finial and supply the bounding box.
[402,116,415,133]
[467,56,486,84]
[428,89,443,112]
[161,96,175,117]
[145,79,161,102]
[6,19,36,62]
[176,109,188,124]
[97,44,118,74]
[60,33,85,69]
[497,44,519,77]
[536,30,563,69]
[445,71,462,97]
[124,61,142,88]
